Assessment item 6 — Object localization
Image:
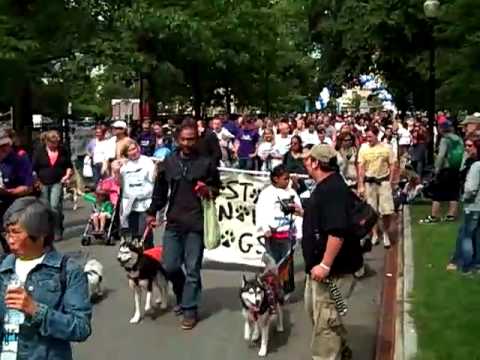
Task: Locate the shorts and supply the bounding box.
[92,212,112,219]
[431,168,460,202]
[365,181,395,216]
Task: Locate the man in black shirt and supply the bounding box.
[147,123,220,331]
[302,144,362,360]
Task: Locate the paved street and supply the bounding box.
[59,200,385,360]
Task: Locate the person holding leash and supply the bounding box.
[147,122,221,330]
[302,144,363,360]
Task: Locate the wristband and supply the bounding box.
[320,262,331,271]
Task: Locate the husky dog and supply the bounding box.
[84,259,104,300]
[240,254,284,357]
[117,237,168,324]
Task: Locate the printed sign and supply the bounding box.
[204,169,270,267]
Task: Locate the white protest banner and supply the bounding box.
[204,168,271,267]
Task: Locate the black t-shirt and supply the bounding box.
[302,173,363,275]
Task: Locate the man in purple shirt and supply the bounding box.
[0,130,33,253]
[136,120,156,157]
[234,117,259,170]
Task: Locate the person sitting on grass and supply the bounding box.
[83,189,114,235]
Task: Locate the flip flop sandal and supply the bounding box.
[442,216,456,222]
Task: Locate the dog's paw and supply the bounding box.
[221,229,235,248]
[249,187,261,203]
[276,324,284,333]
[235,205,250,222]
[251,328,260,342]
[129,314,141,324]
[258,347,267,357]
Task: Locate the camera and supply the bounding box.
[278,196,296,215]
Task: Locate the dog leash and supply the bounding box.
[324,278,348,317]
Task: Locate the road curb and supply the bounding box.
[395,206,418,360]
[374,212,399,360]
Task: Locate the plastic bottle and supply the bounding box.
[0,274,25,360]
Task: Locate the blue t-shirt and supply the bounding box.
[0,151,33,204]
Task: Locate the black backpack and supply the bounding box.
[347,191,379,242]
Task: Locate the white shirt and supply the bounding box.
[120,155,155,212]
[93,138,115,164]
[255,185,303,240]
[274,135,292,156]
[213,127,235,148]
[300,130,320,146]
[397,127,412,146]
[15,255,46,284]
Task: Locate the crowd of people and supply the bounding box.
[0,109,479,359]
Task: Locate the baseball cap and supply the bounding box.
[439,120,453,130]
[112,120,127,129]
[0,129,12,146]
[307,144,337,163]
[460,114,480,126]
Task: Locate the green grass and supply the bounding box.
[411,205,480,360]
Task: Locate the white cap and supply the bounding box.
[112,120,127,129]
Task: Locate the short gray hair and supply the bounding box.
[3,197,55,246]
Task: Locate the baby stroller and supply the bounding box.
[81,177,121,246]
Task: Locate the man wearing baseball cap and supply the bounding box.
[302,144,362,360]
[111,120,134,160]
[0,129,33,253]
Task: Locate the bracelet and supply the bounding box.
[320,262,331,271]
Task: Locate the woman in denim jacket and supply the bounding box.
[0,197,92,359]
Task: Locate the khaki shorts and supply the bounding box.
[304,275,355,360]
[365,181,394,216]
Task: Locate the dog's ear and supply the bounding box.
[241,274,247,287]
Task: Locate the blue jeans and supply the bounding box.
[452,210,480,272]
[265,239,295,294]
[41,182,64,239]
[126,211,153,249]
[162,229,204,317]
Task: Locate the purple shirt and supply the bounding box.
[236,129,259,158]
[0,150,33,204]
[137,132,156,156]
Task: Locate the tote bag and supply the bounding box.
[202,199,221,250]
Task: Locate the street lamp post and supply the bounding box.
[424,0,440,165]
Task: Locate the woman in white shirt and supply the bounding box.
[120,141,156,248]
[257,128,278,172]
[256,165,303,296]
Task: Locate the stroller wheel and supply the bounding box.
[81,236,91,246]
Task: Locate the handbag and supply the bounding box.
[202,199,221,250]
[82,155,93,178]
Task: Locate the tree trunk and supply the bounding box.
[264,71,271,115]
[225,86,231,115]
[146,73,158,122]
[13,79,33,151]
[139,73,144,122]
[191,63,203,119]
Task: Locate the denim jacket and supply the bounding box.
[0,248,92,360]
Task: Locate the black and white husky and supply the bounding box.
[117,237,168,324]
[240,254,284,357]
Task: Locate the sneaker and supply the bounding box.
[383,233,391,249]
[442,215,456,222]
[371,236,380,246]
[419,215,439,224]
[446,263,457,271]
[354,265,366,279]
[173,305,183,316]
[181,316,198,330]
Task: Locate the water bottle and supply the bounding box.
[0,274,25,360]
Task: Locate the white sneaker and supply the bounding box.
[383,233,391,248]
[371,236,379,246]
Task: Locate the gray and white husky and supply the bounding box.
[240,254,284,357]
[117,237,169,324]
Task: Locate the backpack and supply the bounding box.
[446,135,464,170]
[347,191,379,242]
